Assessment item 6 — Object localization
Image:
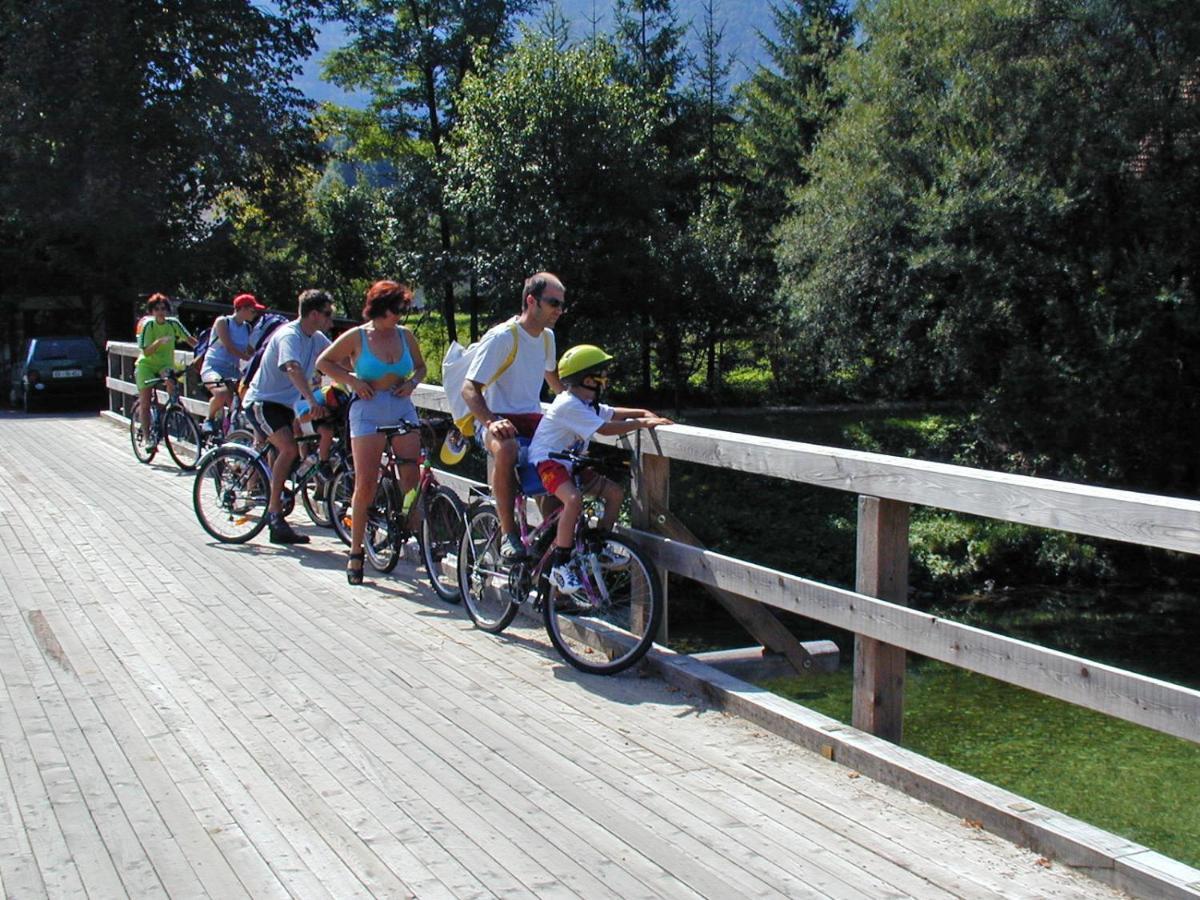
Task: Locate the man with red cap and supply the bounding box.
[200,292,266,434]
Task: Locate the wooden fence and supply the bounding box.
[105,341,1200,748]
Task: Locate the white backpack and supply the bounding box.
[441,320,550,438]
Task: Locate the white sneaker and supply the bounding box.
[595,544,630,569]
[549,562,584,595]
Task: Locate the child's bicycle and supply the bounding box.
[130,368,202,470]
[456,448,664,675]
[326,420,466,602]
[191,428,343,542]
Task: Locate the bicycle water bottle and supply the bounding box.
[401,484,420,514]
[296,452,320,481]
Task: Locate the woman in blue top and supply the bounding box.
[199,292,264,433]
[317,280,426,585]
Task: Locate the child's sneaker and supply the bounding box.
[549,561,584,595]
[595,543,630,569]
[499,533,527,562]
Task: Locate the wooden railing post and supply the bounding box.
[852,496,910,743]
[631,434,670,643]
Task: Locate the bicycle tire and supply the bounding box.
[192,445,270,543]
[457,503,519,633]
[163,407,202,470]
[301,464,335,529]
[419,485,464,603]
[129,401,156,463]
[542,534,663,675]
[365,477,400,573]
[328,466,355,546]
[221,428,257,448]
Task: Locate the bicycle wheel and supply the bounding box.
[328,466,355,545]
[419,485,464,603]
[301,464,334,529]
[192,445,270,543]
[163,407,202,470]
[457,503,519,633]
[543,534,663,675]
[222,428,257,448]
[365,477,400,573]
[129,401,156,463]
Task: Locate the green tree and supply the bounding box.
[734,0,855,387]
[779,0,1200,488]
[323,0,536,343]
[448,35,665,379]
[0,0,321,301]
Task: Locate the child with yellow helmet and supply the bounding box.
[528,344,673,594]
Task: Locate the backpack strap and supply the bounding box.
[481,321,521,391]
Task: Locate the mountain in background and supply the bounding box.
[294,0,778,108]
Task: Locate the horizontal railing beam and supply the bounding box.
[636,532,1200,744]
[609,426,1200,556]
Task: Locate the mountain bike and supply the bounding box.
[197,378,254,454]
[130,369,202,470]
[191,428,342,542]
[456,448,663,675]
[327,420,466,602]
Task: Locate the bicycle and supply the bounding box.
[327,420,466,602]
[130,368,203,470]
[197,378,254,454]
[191,428,343,542]
[456,447,664,675]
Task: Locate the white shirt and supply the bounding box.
[529,392,615,468]
[464,317,556,415]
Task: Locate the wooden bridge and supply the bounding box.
[0,410,1134,900]
[0,343,1193,897]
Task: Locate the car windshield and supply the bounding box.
[31,339,99,362]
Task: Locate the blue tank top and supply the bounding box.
[355,328,413,382]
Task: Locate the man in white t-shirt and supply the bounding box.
[462,272,566,560]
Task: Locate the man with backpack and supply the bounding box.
[242,289,335,545]
[197,293,265,436]
[461,272,565,561]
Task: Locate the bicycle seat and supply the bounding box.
[515,436,546,497]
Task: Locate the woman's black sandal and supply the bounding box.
[347,551,365,586]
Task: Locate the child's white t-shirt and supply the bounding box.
[528,392,615,468]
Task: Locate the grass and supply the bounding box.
[761,661,1200,868]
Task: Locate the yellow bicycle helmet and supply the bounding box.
[558,344,614,386]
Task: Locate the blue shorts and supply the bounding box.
[349,391,418,439]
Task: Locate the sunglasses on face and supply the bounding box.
[150,303,168,311]
[538,296,565,309]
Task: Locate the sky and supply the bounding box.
[291,0,778,108]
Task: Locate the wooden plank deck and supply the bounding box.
[0,412,1127,899]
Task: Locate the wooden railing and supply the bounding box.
[105,341,1200,748]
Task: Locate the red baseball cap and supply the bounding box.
[232,293,266,310]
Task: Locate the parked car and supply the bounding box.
[12,336,105,412]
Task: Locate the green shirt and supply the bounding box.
[137,317,192,371]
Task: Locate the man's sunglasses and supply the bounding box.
[538,297,565,309]
[150,303,169,311]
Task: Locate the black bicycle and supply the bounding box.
[456,448,663,675]
[130,369,202,470]
[327,420,466,602]
[192,429,340,542]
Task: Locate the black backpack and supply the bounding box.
[236,314,289,398]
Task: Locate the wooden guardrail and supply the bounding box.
[105,341,1200,748]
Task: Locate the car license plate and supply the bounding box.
[53,369,83,378]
